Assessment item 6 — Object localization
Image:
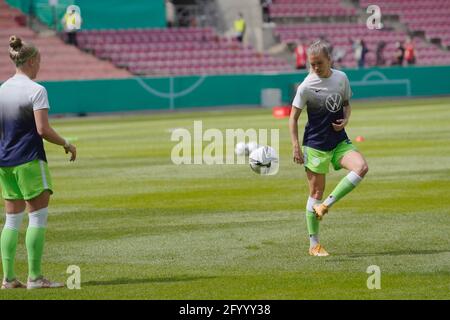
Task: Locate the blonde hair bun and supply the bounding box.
[9,35,23,51]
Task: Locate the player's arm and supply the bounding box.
[332,100,351,132]
[289,106,304,164]
[34,109,77,161]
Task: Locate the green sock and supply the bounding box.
[324,171,362,207]
[26,227,46,281]
[306,211,319,235]
[306,210,320,248]
[1,228,19,281]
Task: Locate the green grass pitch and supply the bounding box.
[0,97,449,300]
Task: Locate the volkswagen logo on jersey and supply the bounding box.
[325,93,342,113]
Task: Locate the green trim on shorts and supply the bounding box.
[303,139,357,174]
[0,159,53,200]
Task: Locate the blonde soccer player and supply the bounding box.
[0,36,76,289]
[289,40,369,256]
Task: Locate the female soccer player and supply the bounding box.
[0,36,76,288]
[289,40,368,257]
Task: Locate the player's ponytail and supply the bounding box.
[8,35,39,67]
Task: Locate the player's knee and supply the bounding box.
[310,190,324,200]
[357,162,369,177]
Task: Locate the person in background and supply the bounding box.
[375,41,386,66]
[404,36,416,66]
[332,46,346,69]
[392,41,405,66]
[261,0,272,23]
[62,7,82,46]
[166,0,176,28]
[234,12,246,43]
[353,39,369,68]
[294,38,308,70]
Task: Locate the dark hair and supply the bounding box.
[9,35,38,67]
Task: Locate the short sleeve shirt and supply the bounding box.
[292,69,352,151]
[0,74,49,166]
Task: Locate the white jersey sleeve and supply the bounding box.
[292,82,308,109]
[31,85,50,111]
[343,74,352,101]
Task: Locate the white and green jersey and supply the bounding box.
[292,69,352,151]
[0,74,49,166]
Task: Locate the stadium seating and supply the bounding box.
[269,0,357,18]
[77,28,294,76]
[271,0,450,67]
[0,0,131,81]
[276,23,450,67]
[359,0,450,49]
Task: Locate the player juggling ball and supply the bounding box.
[289,40,369,257]
[0,36,76,289]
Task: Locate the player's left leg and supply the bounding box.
[1,200,27,289]
[0,166,27,289]
[321,150,368,211]
[25,190,63,289]
[16,159,63,289]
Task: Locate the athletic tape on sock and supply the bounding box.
[4,211,25,231]
[347,171,363,186]
[28,207,48,228]
[306,196,321,212]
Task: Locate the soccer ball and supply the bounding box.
[235,142,248,156]
[247,141,259,154]
[249,146,279,175]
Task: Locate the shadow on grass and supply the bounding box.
[333,249,450,259]
[83,275,217,287]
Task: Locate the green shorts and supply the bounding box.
[0,159,53,200]
[303,140,357,174]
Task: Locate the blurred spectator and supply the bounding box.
[392,41,405,66]
[332,47,346,69]
[166,0,176,28]
[62,7,82,46]
[234,13,246,43]
[404,36,416,65]
[261,0,272,23]
[353,39,369,68]
[375,41,386,66]
[294,38,308,70]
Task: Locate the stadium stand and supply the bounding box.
[77,28,294,76]
[0,0,131,81]
[269,0,357,18]
[359,0,450,50]
[270,0,450,68]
